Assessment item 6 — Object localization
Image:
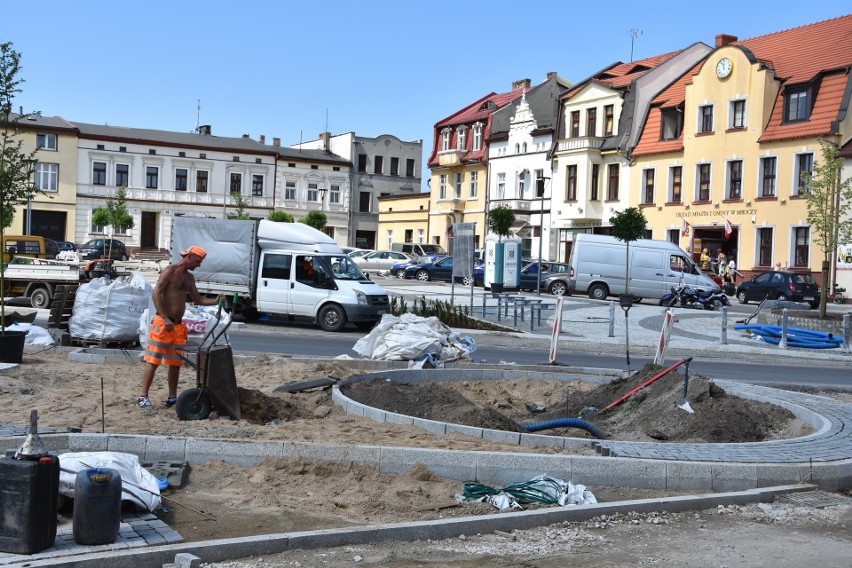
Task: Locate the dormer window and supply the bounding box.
[441,128,450,151]
[785,86,810,122]
[660,108,682,141]
[457,126,466,150]
[472,123,482,150]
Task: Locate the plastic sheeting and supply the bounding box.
[0,322,54,346]
[68,272,153,340]
[58,451,162,511]
[456,475,597,511]
[352,313,475,364]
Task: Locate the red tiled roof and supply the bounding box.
[562,51,680,99]
[760,71,849,142]
[631,107,684,157]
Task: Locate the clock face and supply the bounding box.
[716,57,732,79]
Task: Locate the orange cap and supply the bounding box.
[180,245,207,259]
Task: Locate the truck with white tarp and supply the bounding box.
[170,217,389,331]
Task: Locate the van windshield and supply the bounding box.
[323,255,368,280]
[420,244,446,255]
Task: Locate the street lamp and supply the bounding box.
[535,175,550,296]
[318,186,327,212]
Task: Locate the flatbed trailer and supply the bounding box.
[1,257,86,308]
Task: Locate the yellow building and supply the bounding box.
[376,193,431,251]
[426,82,527,253]
[631,17,852,289]
[6,115,79,242]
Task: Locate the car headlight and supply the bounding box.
[355,290,367,305]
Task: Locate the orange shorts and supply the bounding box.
[143,314,188,367]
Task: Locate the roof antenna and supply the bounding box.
[629,28,643,62]
[194,99,201,133]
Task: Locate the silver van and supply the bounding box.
[390,242,447,258]
[568,234,719,300]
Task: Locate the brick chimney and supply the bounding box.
[715,34,737,47]
[512,78,531,90]
[197,125,211,135]
[546,71,557,80]
[259,134,265,144]
[320,132,331,152]
[272,137,281,147]
[242,134,249,139]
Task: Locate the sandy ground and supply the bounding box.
[2,344,851,566]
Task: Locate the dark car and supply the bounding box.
[56,240,77,252]
[78,238,128,261]
[403,256,484,286]
[735,270,819,308]
[391,253,446,278]
[537,262,571,296]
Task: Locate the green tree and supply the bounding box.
[267,209,294,223]
[92,186,134,259]
[804,139,852,317]
[609,207,648,297]
[487,204,515,241]
[0,42,43,332]
[299,210,327,230]
[227,192,251,220]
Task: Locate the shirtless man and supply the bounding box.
[137,245,220,409]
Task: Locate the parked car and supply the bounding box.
[353,250,415,275]
[403,256,484,286]
[56,240,77,253]
[530,263,571,295]
[78,238,128,261]
[390,253,447,278]
[346,249,373,260]
[735,270,819,308]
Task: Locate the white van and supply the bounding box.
[568,234,719,300]
[390,242,446,258]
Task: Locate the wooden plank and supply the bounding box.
[48,284,78,330]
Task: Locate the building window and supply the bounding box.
[697,163,711,201]
[406,159,415,177]
[607,164,619,200]
[469,170,478,198]
[386,230,393,249]
[229,172,241,194]
[457,126,466,150]
[454,173,462,198]
[252,175,263,196]
[115,164,129,187]
[642,169,655,204]
[760,157,776,197]
[497,173,505,200]
[794,227,810,267]
[330,184,340,204]
[731,99,746,129]
[418,228,424,243]
[310,165,318,170]
[698,105,713,134]
[92,162,106,185]
[359,191,371,212]
[758,227,773,266]
[175,168,188,191]
[146,166,159,189]
[522,142,527,153]
[357,154,367,173]
[565,165,577,201]
[36,133,57,150]
[390,157,399,176]
[586,108,597,137]
[590,164,600,200]
[35,163,58,191]
[570,111,580,137]
[441,129,450,151]
[90,209,104,233]
[727,160,742,199]
[439,174,447,199]
[794,153,814,196]
[307,183,319,202]
[514,143,520,154]
[604,105,614,136]
[518,171,525,196]
[374,155,383,175]
[670,166,682,203]
[472,123,482,150]
[196,170,208,193]
[660,108,682,141]
[785,86,810,122]
[285,181,296,200]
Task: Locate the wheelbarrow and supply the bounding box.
[174,304,241,421]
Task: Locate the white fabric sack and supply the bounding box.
[352,313,475,362]
[69,272,153,341]
[58,451,162,511]
[0,322,55,346]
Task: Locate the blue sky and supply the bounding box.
[2,1,847,159]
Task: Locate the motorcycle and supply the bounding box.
[660,282,730,310]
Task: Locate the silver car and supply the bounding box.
[354,250,414,276]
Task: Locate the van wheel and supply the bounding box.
[242,307,261,321]
[549,281,567,296]
[30,288,51,309]
[588,284,609,301]
[319,304,347,332]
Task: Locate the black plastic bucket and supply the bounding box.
[0,454,60,554]
[0,329,28,364]
[73,468,122,545]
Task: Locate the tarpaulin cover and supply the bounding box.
[352,313,475,363]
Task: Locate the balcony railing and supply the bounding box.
[556,137,605,153]
[436,149,467,167]
[79,184,275,208]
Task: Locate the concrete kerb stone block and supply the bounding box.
[446,422,483,438]
[474,452,572,487]
[571,456,668,490]
[379,446,477,480]
[106,434,148,456]
[710,463,758,491]
[755,463,813,488]
[482,427,520,445]
[64,433,109,452]
[143,435,188,462]
[519,432,565,449]
[384,411,413,426]
[412,417,448,436]
[665,461,714,491]
[185,438,283,466]
[2,432,70,453]
[284,442,382,470]
[807,459,852,492]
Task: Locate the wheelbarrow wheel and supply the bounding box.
[175,388,212,421]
